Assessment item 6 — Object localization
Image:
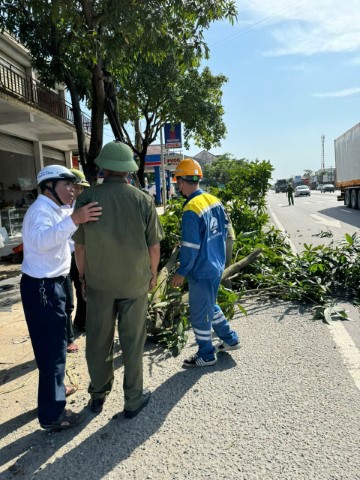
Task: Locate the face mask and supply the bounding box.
[178,180,187,198]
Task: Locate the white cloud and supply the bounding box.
[236,0,360,56]
[281,63,312,73]
[312,87,360,97]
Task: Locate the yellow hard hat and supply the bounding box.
[174,158,203,180]
[70,168,90,187]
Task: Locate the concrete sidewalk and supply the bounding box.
[1,296,360,479]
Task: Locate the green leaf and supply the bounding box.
[323,307,332,324]
[236,304,247,316]
[345,233,353,245]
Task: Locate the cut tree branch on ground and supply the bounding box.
[147,247,262,334]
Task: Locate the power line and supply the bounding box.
[210,0,312,49]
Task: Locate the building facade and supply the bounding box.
[0,32,90,233]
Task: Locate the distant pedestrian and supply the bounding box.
[287,184,294,206]
[171,158,240,368]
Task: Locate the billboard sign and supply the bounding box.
[145,145,161,167]
[164,123,182,149]
[147,144,161,155]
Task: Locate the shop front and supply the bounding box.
[0,134,69,238]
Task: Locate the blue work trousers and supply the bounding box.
[20,274,67,426]
[188,276,239,360]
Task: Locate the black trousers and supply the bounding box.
[20,274,67,425]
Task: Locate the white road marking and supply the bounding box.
[310,213,341,228]
[340,209,353,214]
[268,205,360,393]
[267,206,297,254]
[327,322,360,392]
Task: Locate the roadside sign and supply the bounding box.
[165,153,184,171]
[147,144,161,155]
[164,123,182,149]
[145,153,161,167]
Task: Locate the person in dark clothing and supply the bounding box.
[287,184,294,206]
[69,168,90,333]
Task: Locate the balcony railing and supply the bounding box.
[0,59,91,133]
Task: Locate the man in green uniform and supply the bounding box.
[286,184,294,206]
[73,141,163,418]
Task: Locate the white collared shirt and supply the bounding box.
[21,194,78,278]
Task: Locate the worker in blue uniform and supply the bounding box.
[171,159,240,368]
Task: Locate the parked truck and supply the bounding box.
[275,179,288,193]
[334,122,360,208]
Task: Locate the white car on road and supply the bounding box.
[294,185,311,197]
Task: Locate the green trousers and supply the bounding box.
[85,287,148,411]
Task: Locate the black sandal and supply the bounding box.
[41,409,82,431]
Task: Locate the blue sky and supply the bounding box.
[104,0,360,181]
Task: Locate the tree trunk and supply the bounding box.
[65,74,87,166]
[147,247,263,330]
[221,248,262,282]
[181,248,263,303]
[104,72,125,143]
[137,149,146,187]
[86,63,106,183]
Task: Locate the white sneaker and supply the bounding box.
[216,340,241,353]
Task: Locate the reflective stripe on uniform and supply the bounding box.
[184,193,222,217]
[193,327,212,341]
[181,241,200,250]
[213,310,226,325]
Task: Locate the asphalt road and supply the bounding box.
[267,189,360,250]
[267,188,360,382]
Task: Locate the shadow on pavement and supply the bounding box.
[2,355,237,479]
[0,359,37,387]
[319,206,360,229]
[0,408,37,442]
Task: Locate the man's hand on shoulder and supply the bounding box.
[71,202,102,225]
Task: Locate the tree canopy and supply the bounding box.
[113,53,228,185]
[202,154,273,235]
[0,0,237,180]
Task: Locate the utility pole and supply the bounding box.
[159,127,167,210]
[321,134,325,170]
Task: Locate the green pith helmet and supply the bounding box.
[70,168,90,187]
[95,141,138,173]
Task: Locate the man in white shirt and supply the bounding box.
[21,165,102,430]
